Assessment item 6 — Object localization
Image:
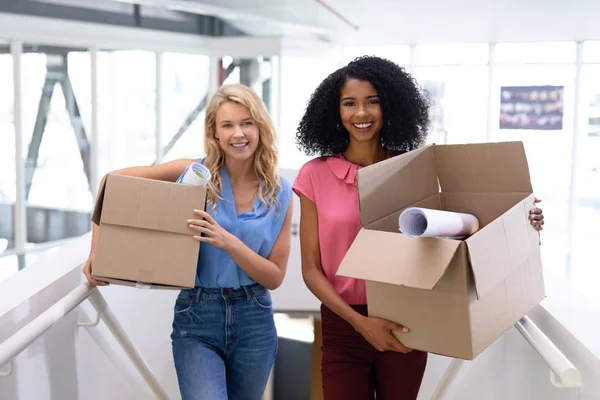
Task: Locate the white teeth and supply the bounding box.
[231,143,248,148]
[353,123,373,129]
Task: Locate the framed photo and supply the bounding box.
[499,85,564,130]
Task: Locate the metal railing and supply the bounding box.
[431,315,582,399]
[0,281,170,400]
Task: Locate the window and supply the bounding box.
[495,42,576,64]
[583,41,600,63]
[22,47,93,214]
[0,40,14,252]
[413,65,489,145]
[279,55,340,169]
[413,43,488,66]
[342,45,411,67]
[19,44,93,246]
[160,52,210,162]
[97,50,156,173]
[490,64,577,275]
[570,65,600,296]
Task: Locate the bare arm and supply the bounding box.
[83,158,195,285]
[192,197,293,290]
[298,194,411,353]
[298,194,365,327]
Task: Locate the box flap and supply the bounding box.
[99,174,206,235]
[466,194,540,298]
[434,142,533,193]
[356,146,438,227]
[91,175,107,226]
[337,229,462,290]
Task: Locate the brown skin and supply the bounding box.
[298,78,545,353]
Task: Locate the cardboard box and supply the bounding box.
[337,141,545,360]
[91,174,206,289]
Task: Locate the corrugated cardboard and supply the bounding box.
[91,173,206,289]
[337,141,545,360]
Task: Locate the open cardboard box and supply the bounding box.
[337,141,545,360]
[90,173,206,289]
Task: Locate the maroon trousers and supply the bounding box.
[320,304,427,400]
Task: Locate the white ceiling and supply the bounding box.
[35,0,600,45]
[181,0,600,45]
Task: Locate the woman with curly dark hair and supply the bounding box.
[292,56,545,399]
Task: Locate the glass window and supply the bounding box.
[0,40,14,252]
[227,57,273,100]
[495,42,576,64]
[21,46,93,214]
[160,52,210,162]
[490,64,577,276]
[0,247,61,283]
[279,55,340,169]
[97,50,156,173]
[583,41,600,63]
[342,45,411,67]
[413,43,489,66]
[571,65,600,298]
[18,44,93,248]
[412,66,489,145]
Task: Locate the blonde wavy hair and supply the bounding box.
[203,83,280,214]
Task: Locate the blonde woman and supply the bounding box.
[83,83,293,400]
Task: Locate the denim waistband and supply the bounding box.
[184,283,265,301]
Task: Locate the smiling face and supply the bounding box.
[339,78,383,146]
[214,101,259,162]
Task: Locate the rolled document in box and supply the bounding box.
[398,208,479,238]
[177,162,211,187]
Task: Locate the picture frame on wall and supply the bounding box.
[499,85,564,130]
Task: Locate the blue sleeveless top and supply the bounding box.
[178,159,292,289]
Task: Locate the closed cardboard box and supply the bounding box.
[337,141,545,360]
[91,174,206,289]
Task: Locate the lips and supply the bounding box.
[352,122,374,131]
[230,142,248,148]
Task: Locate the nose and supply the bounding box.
[233,125,244,137]
[356,104,368,117]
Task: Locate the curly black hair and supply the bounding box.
[296,55,430,156]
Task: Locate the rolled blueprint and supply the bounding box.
[398,207,479,238]
[178,162,211,187]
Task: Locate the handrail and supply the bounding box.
[0,282,170,400]
[515,315,582,388]
[0,282,92,366]
[431,316,582,399]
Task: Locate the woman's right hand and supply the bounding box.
[83,253,109,286]
[354,315,412,354]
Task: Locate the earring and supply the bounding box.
[336,123,341,131]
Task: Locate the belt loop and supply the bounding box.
[242,285,252,301]
[194,287,202,303]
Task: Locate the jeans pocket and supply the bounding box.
[251,289,272,310]
[174,289,195,314]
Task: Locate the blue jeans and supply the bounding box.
[171,284,278,400]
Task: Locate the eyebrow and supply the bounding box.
[219,117,253,123]
[340,95,379,102]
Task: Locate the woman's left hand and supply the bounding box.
[188,210,236,250]
[529,198,544,231]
